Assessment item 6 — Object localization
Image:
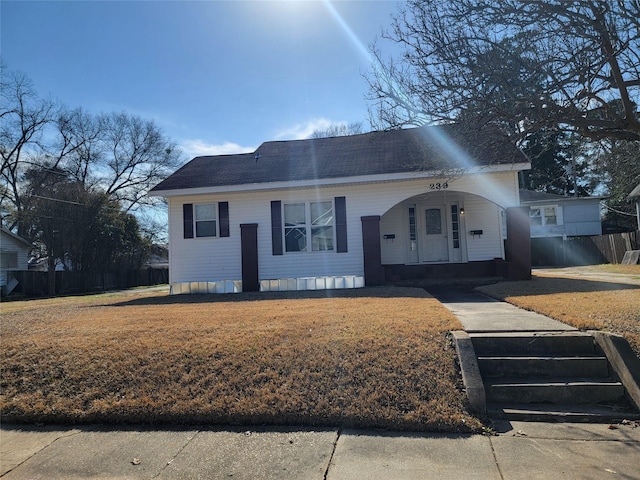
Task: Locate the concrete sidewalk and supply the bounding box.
[2,421,640,479]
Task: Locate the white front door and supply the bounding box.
[422,206,449,262]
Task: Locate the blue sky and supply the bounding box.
[2,0,403,159]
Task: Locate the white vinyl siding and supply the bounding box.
[526,200,601,238]
[166,171,520,285]
[0,231,30,287]
[463,196,504,261]
[380,202,407,265]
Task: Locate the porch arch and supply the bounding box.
[375,189,530,281]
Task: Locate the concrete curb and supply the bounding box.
[451,331,486,414]
[589,330,640,411]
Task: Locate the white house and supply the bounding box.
[628,182,640,231]
[1,227,32,295]
[519,190,604,266]
[150,125,532,294]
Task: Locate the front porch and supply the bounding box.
[384,259,505,284]
[363,205,531,286]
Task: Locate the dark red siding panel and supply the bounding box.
[335,196,348,253]
[241,223,259,292]
[271,201,283,255]
[361,215,385,286]
[218,202,230,237]
[505,206,531,280]
[183,203,194,239]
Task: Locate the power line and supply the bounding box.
[31,195,84,206]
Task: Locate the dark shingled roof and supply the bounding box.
[519,189,605,203]
[151,124,528,193]
[519,190,569,203]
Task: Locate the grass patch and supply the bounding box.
[0,287,481,432]
[478,276,640,358]
[584,264,640,276]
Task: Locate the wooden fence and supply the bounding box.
[531,230,639,266]
[586,230,639,264]
[8,268,168,297]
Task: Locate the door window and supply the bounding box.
[425,208,442,234]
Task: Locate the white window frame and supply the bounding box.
[283,200,335,253]
[194,203,218,238]
[530,205,563,227]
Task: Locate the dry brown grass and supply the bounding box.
[478,276,640,357]
[585,264,640,276]
[0,287,482,432]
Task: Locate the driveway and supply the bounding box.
[533,266,640,286]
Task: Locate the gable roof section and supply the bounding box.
[1,227,33,249]
[151,124,529,193]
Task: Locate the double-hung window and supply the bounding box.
[530,206,560,227]
[195,203,217,237]
[284,201,334,252]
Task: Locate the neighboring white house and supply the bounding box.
[519,190,604,266]
[150,125,532,293]
[1,227,32,295]
[628,182,640,231]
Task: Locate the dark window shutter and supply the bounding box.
[335,196,347,253]
[183,203,194,239]
[218,202,229,237]
[271,200,283,255]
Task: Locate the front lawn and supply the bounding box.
[0,287,482,432]
[477,271,640,358]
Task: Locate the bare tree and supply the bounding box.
[54,107,105,188]
[1,67,182,247]
[367,0,640,142]
[310,121,364,138]
[0,67,55,232]
[100,111,182,213]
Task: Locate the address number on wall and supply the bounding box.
[429,183,449,190]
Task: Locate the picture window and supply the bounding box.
[284,201,334,252]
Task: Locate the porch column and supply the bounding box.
[505,206,531,280]
[361,215,385,286]
[240,223,259,292]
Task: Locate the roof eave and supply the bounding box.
[521,196,607,205]
[149,161,531,197]
[1,228,34,248]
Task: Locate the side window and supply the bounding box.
[530,207,542,226]
[544,206,558,225]
[530,205,560,227]
[195,203,217,237]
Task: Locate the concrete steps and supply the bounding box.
[469,331,638,422]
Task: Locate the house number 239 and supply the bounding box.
[429,182,448,190]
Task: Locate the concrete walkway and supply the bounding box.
[425,286,576,333]
[2,422,640,479]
